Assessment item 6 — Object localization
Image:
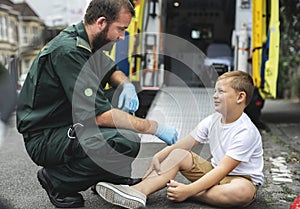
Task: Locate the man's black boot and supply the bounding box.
[37,168,84,208]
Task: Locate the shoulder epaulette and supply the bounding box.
[76,36,92,53]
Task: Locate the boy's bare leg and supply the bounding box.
[192,177,257,207]
[132,149,193,196]
[97,149,256,208]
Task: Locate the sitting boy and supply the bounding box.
[96,70,264,208]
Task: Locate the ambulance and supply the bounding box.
[111,0,280,132]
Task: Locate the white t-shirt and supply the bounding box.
[190,112,264,185]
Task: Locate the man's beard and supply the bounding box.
[92,26,115,53]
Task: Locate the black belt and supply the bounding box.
[23,130,44,142]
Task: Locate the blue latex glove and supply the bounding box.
[118,83,139,113]
[154,123,178,145]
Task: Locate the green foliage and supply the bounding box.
[292,74,300,98]
[278,0,300,98]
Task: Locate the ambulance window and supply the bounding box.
[190,26,213,40]
[191,30,200,39]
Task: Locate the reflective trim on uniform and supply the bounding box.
[76,36,91,52]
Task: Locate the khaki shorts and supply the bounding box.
[180,152,258,190]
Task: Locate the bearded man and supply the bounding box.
[16,0,178,208]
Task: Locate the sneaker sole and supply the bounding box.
[96,182,145,209]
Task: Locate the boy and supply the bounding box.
[96,71,264,208]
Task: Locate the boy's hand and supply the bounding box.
[166,180,190,202]
[143,156,161,179]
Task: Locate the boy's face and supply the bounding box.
[213,78,239,115]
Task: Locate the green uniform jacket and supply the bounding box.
[17,22,117,133]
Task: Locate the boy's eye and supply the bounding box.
[215,89,224,93]
[214,88,225,94]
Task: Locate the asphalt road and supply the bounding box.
[0,99,299,209]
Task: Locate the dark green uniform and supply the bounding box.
[16,22,140,193]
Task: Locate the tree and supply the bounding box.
[278,0,300,99]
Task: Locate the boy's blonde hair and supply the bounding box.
[217,71,254,106]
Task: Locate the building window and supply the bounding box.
[32,26,39,45]
[22,25,29,44]
[24,59,31,71]
[15,24,18,43]
[8,20,15,42]
[0,15,3,40]
[3,16,8,40]
[0,16,8,41]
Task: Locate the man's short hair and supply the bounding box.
[84,0,135,25]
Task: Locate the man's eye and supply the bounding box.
[118,27,125,32]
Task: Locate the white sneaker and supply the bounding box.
[96,182,146,209]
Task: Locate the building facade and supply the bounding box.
[0,0,45,78]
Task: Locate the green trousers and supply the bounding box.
[24,125,140,193]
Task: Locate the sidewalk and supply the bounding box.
[258,99,300,208]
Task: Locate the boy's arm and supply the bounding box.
[154,135,199,162]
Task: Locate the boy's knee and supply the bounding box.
[169,149,189,158]
[233,184,256,207]
[168,149,192,168]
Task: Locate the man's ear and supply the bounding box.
[96,17,107,30]
[237,91,246,104]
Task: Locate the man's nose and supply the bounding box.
[119,31,126,40]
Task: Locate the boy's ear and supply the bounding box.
[237,91,246,104]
